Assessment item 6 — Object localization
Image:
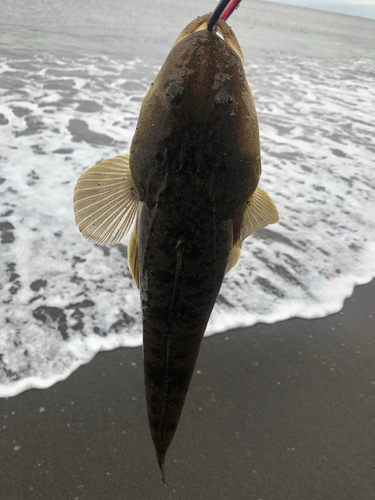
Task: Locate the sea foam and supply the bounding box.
[1,53,374,397]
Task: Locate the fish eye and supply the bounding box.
[165,82,183,102]
[215,90,233,109]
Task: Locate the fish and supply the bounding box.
[73,13,279,485]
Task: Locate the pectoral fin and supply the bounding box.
[241,186,279,241]
[73,154,140,245]
[226,187,279,273]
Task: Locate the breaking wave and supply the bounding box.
[1,53,374,396]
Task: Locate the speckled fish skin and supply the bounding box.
[129,15,261,478]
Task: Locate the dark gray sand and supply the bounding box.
[1,280,374,500]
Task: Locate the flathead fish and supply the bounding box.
[74,13,279,484]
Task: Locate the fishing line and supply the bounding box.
[207,0,231,31]
[221,0,243,21]
[207,0,243,31]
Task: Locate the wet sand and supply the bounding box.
[1,280,374,500]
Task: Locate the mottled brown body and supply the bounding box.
[138,177,232,469]
[129,16,261,477]
[73,13,278,484]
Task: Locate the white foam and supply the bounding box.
[0,53,374,397]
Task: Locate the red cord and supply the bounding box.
[221,0,242,21]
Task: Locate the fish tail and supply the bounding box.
[158,457,167,486]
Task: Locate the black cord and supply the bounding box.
[207,0,232,31]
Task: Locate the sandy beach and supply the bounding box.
[1,279,374,500]
[1,3,375,498]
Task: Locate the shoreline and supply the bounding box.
[1,279,374,499]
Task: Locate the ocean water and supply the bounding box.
[1,0,375,397]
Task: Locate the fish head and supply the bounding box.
[130,14,261,219]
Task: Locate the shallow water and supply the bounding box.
[1,1,375,396]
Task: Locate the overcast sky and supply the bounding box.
[261,0,375,19]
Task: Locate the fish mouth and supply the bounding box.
[171,13,244,63]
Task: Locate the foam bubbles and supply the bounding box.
[0,53,374,397]
[213,56,375,332]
